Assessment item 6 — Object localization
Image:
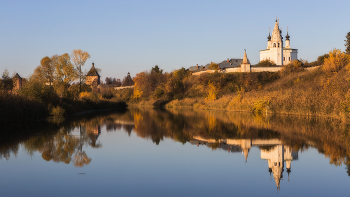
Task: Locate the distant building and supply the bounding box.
[12,73,22,92]
[260,19,298,65]
[188,19,299,75]
[86,63,100,86]
[219,58,243,70]
[188,58,243,72]
[122,72,135,86]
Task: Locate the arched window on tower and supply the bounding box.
[278,43,280,47]
[284,57,285,61]
[273,43,276,47]
[289,57,291,61]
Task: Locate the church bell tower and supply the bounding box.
[270,19,284,65]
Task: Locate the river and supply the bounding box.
[1,108,349,196]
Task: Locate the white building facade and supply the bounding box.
[260,20,298,66]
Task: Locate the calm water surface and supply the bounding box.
[1,108,350,196]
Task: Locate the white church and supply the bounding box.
[260,19,298,66]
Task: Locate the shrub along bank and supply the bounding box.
[119,49,350,120]
[0,85,126,125]
[0,49,127,125]
[166,49,350,120]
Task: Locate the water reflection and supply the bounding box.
[191,137,298,189]
[1,108,350,180]
[22,124,102,167]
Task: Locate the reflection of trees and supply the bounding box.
[3,107,350,176]
[0,110,128,163]
[74,151,91,167]
[0,143,18,160]
[128,108,281,146]
[114,108,350,176]
[24,127,78,164]
[346,157,350,176]
[22,124,101,167]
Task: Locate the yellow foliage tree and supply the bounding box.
[40,56,54,86]
[133,82,143,99]
[323,49,350,73]
[281,59,303,75]
[52,53,78,97]
[208,62,219,70]
[71,49,90,91]
[133,72,147,99]
[206,81,217,101]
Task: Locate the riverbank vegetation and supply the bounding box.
[114,49,350,120]
[2,108,350,174]
[0,49,126,125]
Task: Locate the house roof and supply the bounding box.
[218,59,243,69]
[86,64,100,77]
[188,58,243,72]
[13,73,21,78]
[188,64,210,72]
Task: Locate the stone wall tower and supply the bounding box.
[12,73,22,92]
[86,63,100,86]
[241,50,251,72]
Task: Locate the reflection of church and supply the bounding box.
[261,145,298,190]
[86,125,101,148]
[191,137,298,190]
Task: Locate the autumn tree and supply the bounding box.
[256,59,277,67]
[149,65,164,89]
[40,56,54,87]
[112,78,121,86]
[281,59,303,75]
[206,80,217,101]
[323,49,350,73]
[132,66,167,99]
[345,32,350,55]
[31,66,46,83]
[133,72,147,99]
[302,53,329,67]
[0,69,13,91]
[122,72,135,86]
[71,49,90,92]
[317,53,330,64]
[105,77,112,85]
[166,67,188,99]
[112,78,118,85]
[52,53,78,97]
[208,62,219,70]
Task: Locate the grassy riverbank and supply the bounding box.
[166,67,350,119]
[121,49,350,120]
[0,90,127,125]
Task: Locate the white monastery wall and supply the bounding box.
[192,70,215,75]
[225,67,242,73]
[251,67,281,72]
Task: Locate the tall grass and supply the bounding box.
[166,66,350,120]
[0,91,48,124]
[0,89,127,125]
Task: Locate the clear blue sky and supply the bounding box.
[1,0,349,80]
